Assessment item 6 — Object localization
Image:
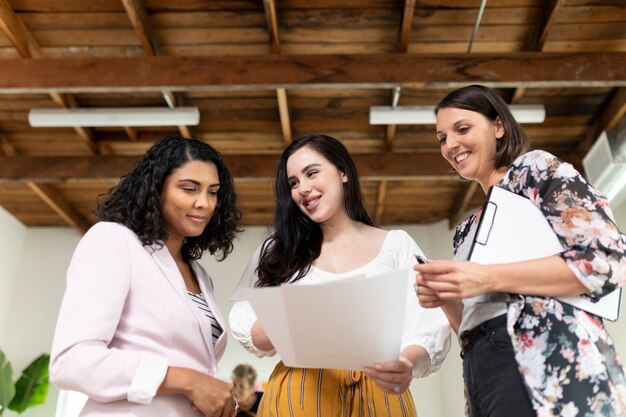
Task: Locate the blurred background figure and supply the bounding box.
[232,364,263,417]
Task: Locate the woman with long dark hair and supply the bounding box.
[230,134,450,417]
[51,135,242,417]
[415,85,626,417]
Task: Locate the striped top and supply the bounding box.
[188,292,223,345]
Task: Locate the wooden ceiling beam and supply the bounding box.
[0,134,17,156]
[0,134,90,234]
[602,89,626,132]
[276,88,292,146]
[0,0,42,58]
[121,0,192,140]
[578,87,626,152]
[374,180,387,226]
[511,0,565,103]
[121,0,160,56]
[263,0,292,146]
[399,0,416,53]
[0,151,585,183]
[48,92,99,154]
[526,0,566,52]
[263,0,281,55]
[123,126,138,141]
[510,87,526,104]
[0,1,99,153]
[384,124,396,152]
[386,0,416,153]
[384,86,403,152]
[448,181,479,230]
[1,53,624,93]
[26,182,91,234]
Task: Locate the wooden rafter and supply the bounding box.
[399,0,416,53]
[48,92,99,152]
[0,2,94,232]
[385,0,416,153]
[579,87,626,152]
[262,0,292,147]
[383,87,400,152]
[0,151,585,183]
[0,0,40,58]
[0,0,99,153]
[374,180,387,226]
[121,0,160,56]
[123,126,138,141]
[384,124,396,152]
[1,53,624,93]
[0,134,90,233]
[448,181,479,230]
[263,0,281,55]
[120,0,192,139]
[276,88,292,146]
[526,0,566,52]
[511,0,565,103]
[510,87,526,104]
[26,183,91,234]
[0,133,17,156]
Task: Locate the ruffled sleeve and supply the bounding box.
[228,245,277,358]
[499,150,626,301]
[391,230,451,377]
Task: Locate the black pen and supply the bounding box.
[415,255,428,264]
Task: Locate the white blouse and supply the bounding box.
[229,229,451,378]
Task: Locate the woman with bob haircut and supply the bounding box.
[230,133,450,417]
[51,135,242,417]
[415,85,626,417]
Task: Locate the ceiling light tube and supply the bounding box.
[369,104,546,125]
[28,107,200,127]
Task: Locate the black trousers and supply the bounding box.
[460,315,536,417]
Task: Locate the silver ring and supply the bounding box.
[413,283,419,295]
[393,383,401,393]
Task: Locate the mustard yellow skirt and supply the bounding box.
[256,362,417,417]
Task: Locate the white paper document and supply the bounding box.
[469,186,621,321]
[242,269,411,370]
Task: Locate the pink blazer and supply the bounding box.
[50,222,227,416]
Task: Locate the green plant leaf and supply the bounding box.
[8,353,50,414]
[0,349,16,417]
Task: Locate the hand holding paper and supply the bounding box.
[242,269,411,370]
[469,186,621,321]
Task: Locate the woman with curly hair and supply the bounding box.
[50,135,242,417]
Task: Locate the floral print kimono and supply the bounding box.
[454,150,626,417]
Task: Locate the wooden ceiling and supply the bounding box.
[0,0,625,233]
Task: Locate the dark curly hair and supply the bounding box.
[256,134,372,287]
[96,135,242,261]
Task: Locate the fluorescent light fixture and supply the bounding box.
[369,104,546,125]
[583,131,626,202]
[28,107,200,127]
[605,168,626,202]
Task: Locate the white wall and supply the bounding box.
[1,227,80,417]
[605,196,626,368]
[0,206,26,341]
[1,211,626,417]
[612,195,626,232]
